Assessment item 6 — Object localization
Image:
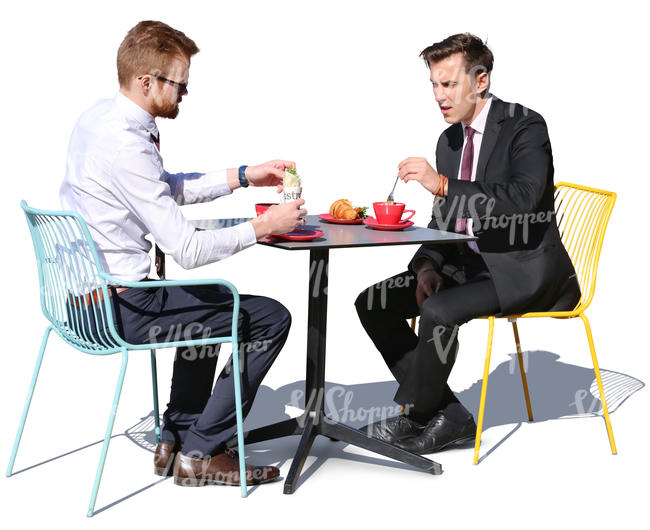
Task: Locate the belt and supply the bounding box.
[68,286,131,308]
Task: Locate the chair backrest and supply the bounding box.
[21,201,122,354]
[554,182,616,313]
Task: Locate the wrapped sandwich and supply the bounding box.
[283,167,302,202]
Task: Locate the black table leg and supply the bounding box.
[283,413,318,494]
[305,248,328,398]
[319,420,442,474]
[226,416,304,448]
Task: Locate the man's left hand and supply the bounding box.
[246,159,296,192]
[398,157,440,194]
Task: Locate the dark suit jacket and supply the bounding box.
[410,97,581,316]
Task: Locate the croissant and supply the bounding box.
[329,199,358,220]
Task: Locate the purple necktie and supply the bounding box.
[455,126,475,234]
[151,132,165,280]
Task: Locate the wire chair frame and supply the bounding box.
[27,210,122,353]
[553,182,615,315]
[472,182,618,464]
[7,201,250,516]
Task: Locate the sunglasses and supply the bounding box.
[138,74,188,95]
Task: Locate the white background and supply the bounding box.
[0,0,648,527]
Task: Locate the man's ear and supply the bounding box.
[475,71,490,97]
[136,74,152,97]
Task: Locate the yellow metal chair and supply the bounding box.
[411,182,618,463]
[473,182,617,463]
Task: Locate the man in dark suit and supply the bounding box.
[355,33,580,454]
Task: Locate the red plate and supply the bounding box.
[363,217,414,231]
[317,213,363,225]
[271,229,324,241]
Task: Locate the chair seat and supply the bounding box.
[478,310,579,320]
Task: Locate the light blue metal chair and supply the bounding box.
[6,201,249,516]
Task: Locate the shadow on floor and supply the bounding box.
[9,350,644,513]
[121,349,643,489]
[239,350,644,433]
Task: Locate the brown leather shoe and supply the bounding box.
[173,448,280,487]
[154,441,180,477]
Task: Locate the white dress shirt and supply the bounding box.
[458,94,493,252]
[60,92,257,282]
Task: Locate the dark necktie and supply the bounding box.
[455,126,475,234]
[150,132,165,280]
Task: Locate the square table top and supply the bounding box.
[191,215,475,251]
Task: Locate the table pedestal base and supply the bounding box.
[228,410,442,494]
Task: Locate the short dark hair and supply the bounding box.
[420,33,493,78]
[117,20,199,87]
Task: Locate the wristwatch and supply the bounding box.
[238,165,249,188]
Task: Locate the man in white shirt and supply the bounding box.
[60,20,307,486]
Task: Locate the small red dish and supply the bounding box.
[362,217,414,231]
[317,213,363,225]
[271,229,324,241]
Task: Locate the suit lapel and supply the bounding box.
[439,124,463,179]
[476,98,505,182]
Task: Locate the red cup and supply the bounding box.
[255,203,278,216]
[372,202,415,225]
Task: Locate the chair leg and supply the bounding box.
[474,316,494,464]
[511,320,534,421]
[150,349,160,445]
[579,313,617,455]
[87,349,129,517]
[6,326,53,477]
[230,340,248,498]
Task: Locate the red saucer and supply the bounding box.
[363,217,414,231]
[317,213,363,225]
[271,229,324,241]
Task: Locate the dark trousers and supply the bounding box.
[110,284,291,457]
[354,249,500,420]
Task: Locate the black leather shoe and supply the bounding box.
[396,412,476,454]
[361,414,426,444]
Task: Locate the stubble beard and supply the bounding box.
[158,104,179,119]
[153,96,180,119]
[164,106,179,119]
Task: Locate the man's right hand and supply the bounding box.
[250,199,308,239]
[415,267,444,308]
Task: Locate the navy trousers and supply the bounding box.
[110,284,291,457]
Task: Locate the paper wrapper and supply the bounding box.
[282,186,302,203]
